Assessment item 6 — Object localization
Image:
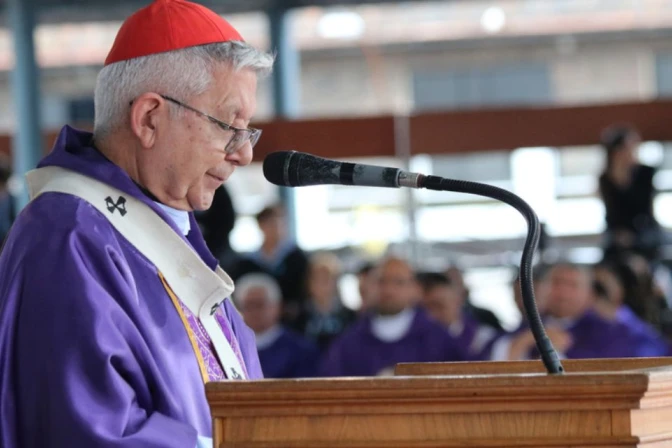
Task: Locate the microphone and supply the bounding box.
[262,150,565,376]
[262,151,424,189]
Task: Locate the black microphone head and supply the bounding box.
[263,151,296,187]
[263,150,403,188]
[263,151,340,187]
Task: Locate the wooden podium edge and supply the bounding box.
[207,358,672,447]
[394,357,672,376]
[206,372,672,418]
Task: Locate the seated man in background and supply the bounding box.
[294,252,357,351]
[511,265,550,321]
[495,263,639,360]
[194,185,238,273]
[592,262,669,357]
[236,273,320,378]
[446,266,504,332]
[418,272,499,359]
[490,266,552,360]
[232,205,309,324]
[320,256,470,377]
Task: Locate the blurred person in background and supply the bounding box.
[356,261,379,314]
[599,124,662,261]
[232,204,309,323]
[294,252,356,351]
[511,264,551,324]
[418,272,499,359]
[493,263,638,361]
[592,262,669,357]
[320,256,470,377]
[623,253,670,329]
[488,266,551,360]
[195,184,238,272]
[0,153,15,244]
[0,1,274,446]
[446,265,504,332]
[235,273,320,378]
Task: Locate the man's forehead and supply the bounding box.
[428,284,458,297]
[243,286,272,300]
[213,68,257,115]
[380,259,414,277]
[550,265,591,283]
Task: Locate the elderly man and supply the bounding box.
[235,273,320,378]
[0,1,273,447]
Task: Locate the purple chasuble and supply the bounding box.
[513,310,654,359]
[561,311,633,358]
[257,327,320,378]
[319,307,470,377]
[450,314,498,360]
[0,126,262,448]
[615,306,670,357]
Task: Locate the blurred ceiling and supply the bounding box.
[0,0,442,24]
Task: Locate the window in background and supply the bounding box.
[651,142,672,229]
[41,96,69,129]
[294,157,410,253]
[555,145,601,198]
[414,151,512,206]
[414,151,519,242]
[547,145,604,239]
[68,97,95,124]
[464,266,519,331]
[412,61,552,111]
[656,52,672,97]
[226,162,280,253]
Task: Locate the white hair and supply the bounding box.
[93,41,274,139]
[234,273,282,306]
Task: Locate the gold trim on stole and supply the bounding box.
[159,272,210,384]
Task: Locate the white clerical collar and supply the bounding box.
[545,315,576,330]
[371,308,416,342]
[255,325,283,350]
[154,202,191,236]
[447,320,464,337]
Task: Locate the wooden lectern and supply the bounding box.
[206,357,672,447]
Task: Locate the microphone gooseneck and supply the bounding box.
[419,175,564,375]
[262,151,565,375]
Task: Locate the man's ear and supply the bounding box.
[129,93,165,149]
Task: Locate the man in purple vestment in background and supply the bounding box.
[235,273,320,378]
[492,263,650,361]
[593,263,670,357]
[319,256,470,377]
[418,272,498,359]
[0,1,274,447]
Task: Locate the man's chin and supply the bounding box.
[190,192,215,211]
[192,201,213,212]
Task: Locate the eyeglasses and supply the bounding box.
[159,95,261,154]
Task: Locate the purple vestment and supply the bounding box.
[509,310,659,359]
[615,306,670,357]
[319,307,470,377]
[258,327,320,378]
[0,126,262,447]
[561,311,635,358]
[451,314,499,360]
